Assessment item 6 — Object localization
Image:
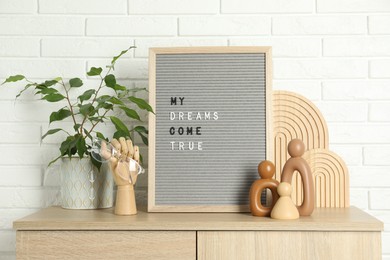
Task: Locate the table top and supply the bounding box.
[13,206,383,232]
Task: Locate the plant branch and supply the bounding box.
[86,109,110,138]
[61,79,78,130]
[79,67,113,137]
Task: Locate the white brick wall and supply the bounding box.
[86,17,177,36]
[317,0,390,13]
[370,16,390,34]
[0,0,389,258]
[129,0,219,14]
[370,60,390,78]
[272,16,367,35]
[221,0,313,13]
[179,16,271,36]
[38,0,128,14]
[0,16,85,35]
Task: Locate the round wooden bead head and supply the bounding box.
[277,182,292,197]
[288,139,305,158]
[258,160,275,179]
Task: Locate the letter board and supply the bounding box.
[148,47,272,212]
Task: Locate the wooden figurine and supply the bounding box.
[270,182,300,220]
[281,139,314,216]
[249,160,280,217]
[102,137,140,216]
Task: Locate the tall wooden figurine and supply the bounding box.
[249,160,280,217]
[281,139,314,216]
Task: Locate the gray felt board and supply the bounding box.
[155,53,266,205]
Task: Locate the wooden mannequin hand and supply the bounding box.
[101,137,140,186]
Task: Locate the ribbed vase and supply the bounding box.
[60,157,114,209]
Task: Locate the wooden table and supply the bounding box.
[14,206,383,260]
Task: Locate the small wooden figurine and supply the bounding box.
[270,182,299,220]
[249,160,280,217]
[281,139,314,216]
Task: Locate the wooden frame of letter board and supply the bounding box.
[148,47,272,212]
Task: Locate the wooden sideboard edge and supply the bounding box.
[13,206,383,232]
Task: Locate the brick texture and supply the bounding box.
[317,0,390,13]
[179,16,271,36]
[129,0,219,14]
[272,16,367,35]
[0,0,36,14]
[0,0,390,258]
[39,0,127,14]
[323,36,390,57]
[87,17,176,36]
[0,16,84,35]
[221,0,313,13]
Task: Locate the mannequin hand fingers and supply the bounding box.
[111,138,121,154]
[133,145,140,163]
[100,140,112,160]
[126,139,134,159]
[119,137,128,160]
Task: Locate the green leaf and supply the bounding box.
[131,87,148,92]
[83,128,92,140]
[110,116,130,138]
[97,95,111,103]
[79,103,94,116]
[104,74,116,88]
[1,75,25,85]
[138,132,148,146]
[101,103,113,110]
[36,87,58,95]
[89,116,104,123]
[87,67,103,76]
[134,125,148,134]
[42,128,63,140]
[134,126,148,146]
[113,84,126,91]
[90,155,102,171]
[49,108,72,123]
[76,136,86,158]
[113,130,129,140]
[73,123,81,132]
[128,96,154,113]
[42,93,65,102]
[78,89,95,103]
[44,80,59,87]
[69,78,83,88]
[96,132,106,140]
[111,46,135,66]
[16,83,36,98]
[108,97,124,105]
[96,95,112,110]
[60,136,78,157]
[120,106,141,121]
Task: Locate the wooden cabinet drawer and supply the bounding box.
[17,231,196,260]
[197,231,382,260]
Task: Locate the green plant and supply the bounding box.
[1,46,153,169]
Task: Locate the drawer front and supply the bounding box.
[198,231,381,260]
[17,231,196,260]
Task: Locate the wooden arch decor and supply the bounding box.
[273,90,349,207]
[303,149,350,207]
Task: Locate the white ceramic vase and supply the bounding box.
[60,157,114,209]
